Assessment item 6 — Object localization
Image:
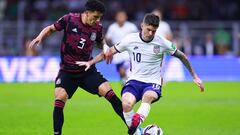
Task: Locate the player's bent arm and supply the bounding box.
[76,46,118,71]
[36,24,57,41]
[29,24,57,48]
[172,49,197,78]
[95,39,114,64]
[89,46,118,65]
[172,49,205,92]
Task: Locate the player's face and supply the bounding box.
[141,23,158,41]
[86,11,103,26]
[116,11,127,25]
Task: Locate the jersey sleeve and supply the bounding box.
[114,35,130,53]
[53,14,69,31]
[161,37,177,55]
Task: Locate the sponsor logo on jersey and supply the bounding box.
[153,45,160,54]
[90,32,96,41]
[133,46,138,50]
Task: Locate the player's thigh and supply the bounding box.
[55,71,79,99]
[142,84,162,103]
[79,67,108,96]
[142,91,159,104]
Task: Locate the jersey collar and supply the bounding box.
[139,32,154,43]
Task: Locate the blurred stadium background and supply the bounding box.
[0,0,240,135]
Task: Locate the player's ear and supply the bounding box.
[141,23,144,29]
[85,11,90,17]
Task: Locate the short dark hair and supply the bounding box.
[143,13,160,27]
[85,0,105,14]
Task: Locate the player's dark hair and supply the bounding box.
[143,13,160,27]
[85,0,105,14]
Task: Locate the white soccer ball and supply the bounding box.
[143,124,163,135]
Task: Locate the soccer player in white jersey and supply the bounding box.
[76,13,205,135]
[105,9,138,85]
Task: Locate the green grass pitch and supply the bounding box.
[0,82,240,135]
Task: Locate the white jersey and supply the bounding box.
[114,32,177,85]
[156,21,172,38]
[106,21,138,64]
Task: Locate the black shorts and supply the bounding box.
[55,66,107,99]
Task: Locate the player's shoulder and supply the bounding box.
[154,34,163,41]
[59,13,80,22]
[153,34,171,45]
[66,12,80,18]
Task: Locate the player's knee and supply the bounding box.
[122,100,134,112]
[98,82,112,96]
[55,87,68,102]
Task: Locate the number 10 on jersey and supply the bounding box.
[133,52,141,62]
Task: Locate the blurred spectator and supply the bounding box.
[214,25,231,55]
[105,9,138,85]
[152,9,173,40]
[169,0,190,20]
[4,0,18,20]
[1,0,240,56]
[204,33,214,56]
[66,0,86,12]
[0,0,6,20]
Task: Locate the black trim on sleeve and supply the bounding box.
[171,49,178,56]
[114,45,121,53]
[53,23,62,31]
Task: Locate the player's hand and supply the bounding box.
[29,38,41,48]
[193,77,204,92]
[103,48,113,64]
[104,49,113,64]
[75,61,91,71]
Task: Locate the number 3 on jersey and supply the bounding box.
[78,38,86,49]
[133,52,141,62]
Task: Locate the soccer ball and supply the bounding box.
[143,124,163,135]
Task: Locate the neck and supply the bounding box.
[140,32,153,43]
[117,22,124,27]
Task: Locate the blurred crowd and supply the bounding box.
[1,0,240,21]
[0,0,240,56]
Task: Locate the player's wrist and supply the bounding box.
[103,44,109,54]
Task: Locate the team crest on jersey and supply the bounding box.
[153,45,160,54]
[90,32,96,41]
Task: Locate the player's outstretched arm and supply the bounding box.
[29,24,57,48]
[76,46,118,71]
[172,50,205,92]
[96,39,113,64]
